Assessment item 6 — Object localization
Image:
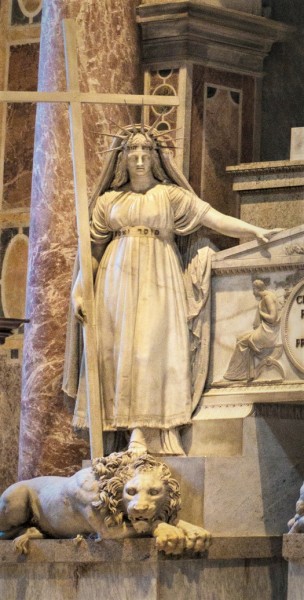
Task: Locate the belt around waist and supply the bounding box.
[112,226,173,240]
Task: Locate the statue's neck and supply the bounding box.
[129,174,158,193]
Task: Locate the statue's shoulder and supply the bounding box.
[161,181,181,193]
[163,182,189,201]
[96,189,123,205]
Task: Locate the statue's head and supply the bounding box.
[253,279,266,297]
[110,127,171,188]
[92,120,190,206]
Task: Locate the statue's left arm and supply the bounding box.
[202,206,282,243]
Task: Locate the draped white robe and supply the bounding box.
[85,183,210,431]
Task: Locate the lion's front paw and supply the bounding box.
[13,533,30,555]
[178,521,211,552]
[153,522,186,555]
[13,526,44,554]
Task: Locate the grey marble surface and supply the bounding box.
[286,562,304,600]
[0,537,287,600]
[283,533,304,563]
[204,416,304,536]
[261,1,304,162]
[159,557,287,600]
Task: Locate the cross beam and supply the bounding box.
[0,91,179,106]
[0,18,179,460]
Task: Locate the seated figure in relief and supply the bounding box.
[63,124,280,456]
[221,279,282,384]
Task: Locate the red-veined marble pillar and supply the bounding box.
[18,0,141,478]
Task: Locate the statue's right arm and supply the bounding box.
[72,243,104,324]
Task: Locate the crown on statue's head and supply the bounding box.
[99,108,181,156]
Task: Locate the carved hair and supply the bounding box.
[92,451,181,528]
[252,279,266,291]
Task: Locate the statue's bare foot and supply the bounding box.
[128,428,147,455]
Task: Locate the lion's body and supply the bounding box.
[0,452,211,554]
[0,469,102,539]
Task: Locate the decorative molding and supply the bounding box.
[137,1,293,75]
[212,263,304,276]
[236,186,304,196]
[226,160,304,176]
[285,245,304,256]
[17,0,42,19]
[202,381,304,407]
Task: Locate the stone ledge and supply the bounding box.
[226,159,304,175]
[0,536,283,564]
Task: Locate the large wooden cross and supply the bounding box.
[0,19,179,459]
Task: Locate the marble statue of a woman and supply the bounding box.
[63,125,279,455]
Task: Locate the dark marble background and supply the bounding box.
[261,0,304,160]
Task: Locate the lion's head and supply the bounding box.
[92,452,181,533]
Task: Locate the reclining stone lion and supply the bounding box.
[0,451,211,555]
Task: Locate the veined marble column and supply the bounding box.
[18,0,141,478]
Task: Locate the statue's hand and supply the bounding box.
[72,294,87,324]
[254,228,283,244]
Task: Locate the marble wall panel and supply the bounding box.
[287,562,304,600]
[11,0,42,25]
[201,85,241,216]
[261,1,304,161]
[240,191,304,231]
[3,43,39,210]
[159,557,287,600]
[1,232,28,319]
[0,562,157,600]
[0,352,21,493]
[189,65,255,249]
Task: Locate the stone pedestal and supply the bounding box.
[0,537,287,600]
[181,414,304,538]
[283,533,304,600]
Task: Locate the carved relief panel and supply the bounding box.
[201,226,304,412]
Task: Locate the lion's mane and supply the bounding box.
[91,452,181,528]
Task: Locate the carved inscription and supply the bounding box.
[282,279,304,374]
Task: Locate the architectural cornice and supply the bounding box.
[227,160,304,176]
[137,1,294,75]
[226,160,304,193]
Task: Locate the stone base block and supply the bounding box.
[283,533,304,600]
[0,537,287,600]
